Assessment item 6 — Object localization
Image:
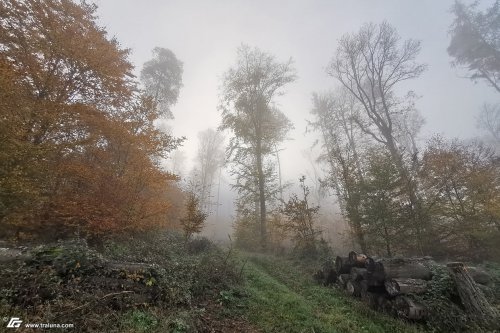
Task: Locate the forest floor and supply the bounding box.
[3,237,498,332]
[236,252,424,333]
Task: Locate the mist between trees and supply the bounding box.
[0,0,499,262]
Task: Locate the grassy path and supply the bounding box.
[239,253,425,333]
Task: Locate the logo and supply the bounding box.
[6,317,22,328]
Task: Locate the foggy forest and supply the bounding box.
[0,0,499,332]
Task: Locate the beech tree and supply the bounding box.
[193,128,225,212]
[420,137,500,259]
[360,148,408,257]
[180,190,207,241]
[279,176,321,257]
[219,45,296,249]
[0,0,183,240]
[1,0,131,237]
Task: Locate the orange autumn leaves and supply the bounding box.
[0,0,183,240]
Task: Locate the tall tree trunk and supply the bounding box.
[384,225,392,257]
[322,126,367,253]
[215,166,222,220]
[386,136,425,255]
[256,137,267,250]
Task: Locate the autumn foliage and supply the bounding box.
[420,137,500,259]
[180,192,207,241]
[0,0,183,241]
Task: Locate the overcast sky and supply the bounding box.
[93,0,497,187]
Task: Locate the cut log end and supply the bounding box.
[346,280,361,297]
[348,251,368,267]
[338,274,350,289]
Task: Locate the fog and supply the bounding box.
[3,2,500,330]
[93,0,498,239]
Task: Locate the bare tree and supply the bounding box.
[328,22,426,159]
[310,88,369,252]
[194,128,225,212]
[167,150,186,176]
[327,22,428,254]
[478,103,500,146]
[219,45,296,249]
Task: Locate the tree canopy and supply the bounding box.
[0,0,183,241]
[141,47,184,119]
[448,0,500,93]
[219,45,296,249]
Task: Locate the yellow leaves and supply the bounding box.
[1,0,133,106]
[0,0,184,240]
[420,137,500,257]
[145,277,156,287]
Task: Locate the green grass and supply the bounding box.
[239,252,425,333]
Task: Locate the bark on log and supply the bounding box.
[324,268,338,286]
[361,288,389,311]
[477,284,494,301]
[384,278,428,297]
[360,279,386,294]
[376,259,432,281]
[447,262,499,329]
[348,251,368,267]
[335,256,352,274]
[321,259,337,285]
[466,266,491,285]
[365,257,376,272]
[350,267,368,281]
[346,280,361,297]
[393,296,427,320]
[338,274,350,289]
[361,290,379,309]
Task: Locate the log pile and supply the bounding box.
[315,251,496,324]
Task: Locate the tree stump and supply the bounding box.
[447,262,499,329]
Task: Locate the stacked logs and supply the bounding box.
[316,251,495,322]
[324,252,432,320]
[346,252,424,319]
